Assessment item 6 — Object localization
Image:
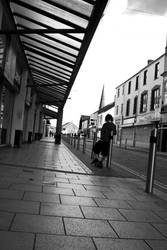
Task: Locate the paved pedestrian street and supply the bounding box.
[0,140,167,249]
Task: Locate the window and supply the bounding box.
[121,103,123,114]
[135,76,139,90]
[122,85,124,95]
[126,99,130,116]
[150,87,160,110]
[140,92,148,113]
[117,88,120,98]
[116,105,119,115]
[143,70,147,85]
[154,62,160,80]
[133,96,138,114]
[128,81,131,94]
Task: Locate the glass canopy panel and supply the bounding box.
[69,33,85,40]
[14,16,45,29]
[29,60,70,79]
[46,0,93,17]
[32,75,67,87]
[21,36,76,62]
[47,34,81,49]
[30,65,70,83]
[23,34,79,56]
[10,3,74,30]
[26,52,73,72]
[16,0,89,29]
[23,42,75,66]
[26,54,72,75]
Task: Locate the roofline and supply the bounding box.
[115,53,165,89]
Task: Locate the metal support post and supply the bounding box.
[74,135,76,148]
[91,132,97,159]
[82,134,86,154]
[145,124,158,193]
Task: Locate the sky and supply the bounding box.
[61,0,167,127]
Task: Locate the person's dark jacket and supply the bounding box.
[101,121,116,142]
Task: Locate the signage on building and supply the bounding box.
[124,117,135,125]
[137,111,160,124]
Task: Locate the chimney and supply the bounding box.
[147,59,154,65]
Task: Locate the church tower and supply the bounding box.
[99,85,105,110]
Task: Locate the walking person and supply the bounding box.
[92,114,116,168]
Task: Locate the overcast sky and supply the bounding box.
[61,0,167,127]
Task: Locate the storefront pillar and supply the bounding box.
[55,107,63,144]
[10,70,28,147]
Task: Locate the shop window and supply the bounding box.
[150,87,160,110]
[133,96,138,114]
[126,99,130,116]
[140,92,148,113]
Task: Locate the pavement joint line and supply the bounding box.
[112,160,167,192]
[0,162,94,176]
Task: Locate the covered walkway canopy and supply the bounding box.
[1,0,109,111]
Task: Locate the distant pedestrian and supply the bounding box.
[92,114,116,168]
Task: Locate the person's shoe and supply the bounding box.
[91,158,99,164]
[95,161,103,168]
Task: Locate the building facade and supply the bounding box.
[114,54,167,151]
[62,122,78,135]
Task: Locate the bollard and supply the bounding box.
[74,135,76,148]
[145,126,158,193]
[77,136,80,150]
[125,138,127,149]
[106,131,114,168]
[91,132,97,159]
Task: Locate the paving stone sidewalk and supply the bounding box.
[0,139,167,249]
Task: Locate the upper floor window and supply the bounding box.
[154,62,160,80]
[122,85,124,95]
[117,88,120,98]
[126,99,130,116]
[133,96,138,115]
[150,87,160,110]
[143,70,147,85]
[121,103,123,114]
[128,81,131,94]
[140,91,148,113]
[135,76,139,90]
[116,105,119,115]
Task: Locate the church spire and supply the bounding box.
[99,85,105,110]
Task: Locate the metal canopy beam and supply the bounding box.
[0,28,85,35]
